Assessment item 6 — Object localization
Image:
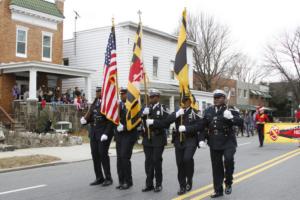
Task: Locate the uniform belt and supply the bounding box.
[209,129,229,136]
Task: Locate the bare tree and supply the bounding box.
[265,28,300,104]
[182,13,239,91]
[231,54,267,84]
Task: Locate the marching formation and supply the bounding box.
[80,8,243,198]
[80,87,243,198]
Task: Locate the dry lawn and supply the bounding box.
[0,155,60,169]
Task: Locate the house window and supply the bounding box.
[244,90,247,98]
[153,57,158,78]
[16,26,28,57]
[231,88,236,96]
[224,87,229,92]
[238,89,242,98]
[170,60,175,80]
[42,32,53,61]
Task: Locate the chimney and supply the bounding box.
[55,0,65,14]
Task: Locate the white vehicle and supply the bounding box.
[54,121,72,134]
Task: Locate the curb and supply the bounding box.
[0,161,66,174]
[0,146,174,174]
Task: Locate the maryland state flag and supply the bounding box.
[125,22,145,131]
[174,8,198,110]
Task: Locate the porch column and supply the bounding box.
[28,69,37,101]
[85,76,92,103]
[169,95,175,112]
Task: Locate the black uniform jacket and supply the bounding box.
[142,103,169,147]
[86,98,114,140]
[203,105,243,150]
[115,101,139,139]
[152,107,204,148]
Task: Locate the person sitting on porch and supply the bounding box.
[12,84,20,100]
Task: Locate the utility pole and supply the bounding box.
[74,10,80,55]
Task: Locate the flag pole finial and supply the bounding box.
[112,16,115,27]
[137,10,142,23]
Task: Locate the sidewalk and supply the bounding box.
[0,142,144,163]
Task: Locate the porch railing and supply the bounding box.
[0,106,15,130]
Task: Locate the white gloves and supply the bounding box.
[101,134,108,142]
[146,119,154,127]
[176,108,185,118]
[80,117,87,125]
[117,124,124,132]
[143,107,150,115]
[223,110,233,119]
[199,141,207,148]
[179,125,186,132]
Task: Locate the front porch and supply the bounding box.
[0,61,94,103]
[0,61,95,131]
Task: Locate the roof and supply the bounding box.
[0,61,95,78]
[72,21,197,47]
[10,0,64,18]
[250,90,272,98]
[119,21,197,47]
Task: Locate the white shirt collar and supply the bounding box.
[185,107,191,112]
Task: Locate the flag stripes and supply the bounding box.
[100,25,119,124]
[174,8,199,110]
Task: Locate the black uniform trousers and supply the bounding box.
[175,145,197,188]
[210,147,236,193]
[116,132,138,185]
[143,145,165,187]
[90,136,113,181]
[257,124,264,146]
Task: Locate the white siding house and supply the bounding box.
[63,21,212,111]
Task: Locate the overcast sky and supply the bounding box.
[61,0,300,65]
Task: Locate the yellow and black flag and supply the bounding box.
[174,8,199,110]
[125,22,145,130]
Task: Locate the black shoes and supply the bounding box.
[154,185,162,192]
[120,183,132,190]
[89,178,104,186]
[115,184,123,189]
[102,178,113,187]
[186,180,192,192]
[210,192,223,198]
[177,187,186,195]
[142,186,154,192]
[225,185,232,194]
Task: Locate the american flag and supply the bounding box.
[100,26,119,125]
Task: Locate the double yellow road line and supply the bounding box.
[172,148,300,200]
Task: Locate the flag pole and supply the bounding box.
[138,10,150,140]
[180,90,183,142]
[179,7,187,143]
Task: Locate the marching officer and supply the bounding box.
[115,88,139,190]
[147,94,204,195]
[80,87,114,187]
[141,89,169,193]
[202,89,243,198]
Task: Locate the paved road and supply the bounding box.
[0,136,300,200]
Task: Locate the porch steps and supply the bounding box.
[13,121,27,133]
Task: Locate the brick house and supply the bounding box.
[0,0,93,117]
